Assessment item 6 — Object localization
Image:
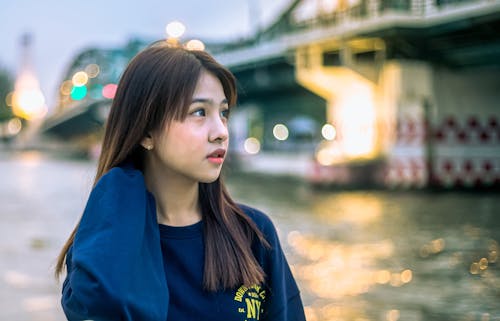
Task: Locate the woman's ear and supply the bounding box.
[140,135,154,151]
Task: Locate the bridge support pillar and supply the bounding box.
[295,40,442,187]
[295,39,384,163]
[379,60,434,188]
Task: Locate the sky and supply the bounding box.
[0,0,290,108]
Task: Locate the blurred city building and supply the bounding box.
[40,0,500,189]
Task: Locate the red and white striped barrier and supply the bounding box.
[384,115,500,188]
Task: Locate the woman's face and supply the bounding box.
[147,70,230,183]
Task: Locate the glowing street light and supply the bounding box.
[165,21,206,51]
[186,39,205,51]
[166,21,186,40]
[11,72,47,120]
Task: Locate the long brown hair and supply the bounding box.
[55,42,269,291]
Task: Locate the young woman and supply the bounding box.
[55,42,305,321]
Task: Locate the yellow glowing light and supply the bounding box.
[244,137,261,154]
[321,123,336,140]
[479,258,488,270]
[339,92,376,157]
[12,89,47,120]
[470,262,480,274]
[308,244,325,261]
[316,148,334,166]
[314,193,383,226]
[390,273,402,287]
[7,118,22,135]
[315,141,343,166]
[11,71,47,120]
[386,309,400,321]
[185,39,205,51]
[431,238,445,253]
[72,71,89,87]
[273,124,289,141]
[85,64,100,78]
[290,231,398,300]
[375,270,391,284]
[401,269,412,283]
[166,21,186,38]
[60,80,73,96]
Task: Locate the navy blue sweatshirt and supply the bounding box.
[61,165,305,321]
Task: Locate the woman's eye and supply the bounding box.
[191,108,206,117]
[221,109,230,119]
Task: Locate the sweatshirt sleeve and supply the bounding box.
[242,205,306,321]
[61,166,168,321]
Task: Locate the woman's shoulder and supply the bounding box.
[100,163,143,182]
[88,164,149,210]
[94,163,145,190]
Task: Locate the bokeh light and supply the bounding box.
[7,118,22,135]
[70,86,87,101]
[166,21,186,38]
[375,270,391,284]
[102,84,117,99]
[479,258,488,270]
[401,269,412,283]
[84,64,100,78]
[470,262,480,274]
[244,137,261,154]
[60,80,73,96]
[273,124,289,140]
[386,309,400,321]
[12,89,47,120]
[186,39,205,51]
[72,71,89,87]
[321,123,337,140]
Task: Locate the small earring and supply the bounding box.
[144,145,153,150]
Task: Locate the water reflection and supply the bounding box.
[287,230,400,298]
[0,154,499,320]
[312,193,383,226]
[228,175,500,321]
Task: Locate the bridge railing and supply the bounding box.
[216,0,499,67]
[277,0,497,35]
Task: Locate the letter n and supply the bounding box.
[245,298,261,320]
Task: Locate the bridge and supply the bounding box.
[41,0,500,188]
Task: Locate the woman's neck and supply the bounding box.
[143,165,201,227]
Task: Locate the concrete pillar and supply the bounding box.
[379,60,434,187]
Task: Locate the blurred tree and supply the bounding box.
[0,67,14,122]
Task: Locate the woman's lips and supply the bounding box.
[207,149,226,164]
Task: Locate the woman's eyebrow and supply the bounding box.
[191,98,229,105]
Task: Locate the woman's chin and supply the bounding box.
[197,172,221,184]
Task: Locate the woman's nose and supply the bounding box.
[209,116,228,143]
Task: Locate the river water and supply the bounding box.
[1,151,499,321]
